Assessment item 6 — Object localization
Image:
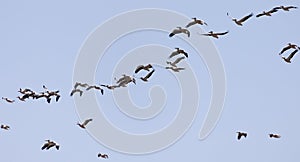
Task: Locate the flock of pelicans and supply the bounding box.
[1,3,298,160]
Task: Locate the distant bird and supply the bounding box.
[279,43,299,55]
[2,97,15,103]
[18,88,33,94]
[273,5,297,11]
[165,66,185,72]
[269,133,281,138]
[236,131,247,140]
[256,8,278,17]
[70,89,83,96]
[140,70,155,82]
[169,27,190,37]
[41,140,60,150]
[135,64,153,73]
[86,85,104,95]
[200,30,229,39]
[1,124,10,130]
[42,85,47,90]
[100,84,120,90]
[169,48,188,58]
[116,75,136,87]
[17,96,26,102]
[98,153,109,159]
[45,90,60,102]
[282,49,298,63]
[166,56,185,67]
[227,12,253,26]
[185,17,208,28]
[74,82,89,89]
[77,118,93,129]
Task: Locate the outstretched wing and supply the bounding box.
[238,13,253,23]
[216,31,229,35]
[135,65,144,73]
[287,49,298,60]
[82,118,93,126]
[173,56,185,65]
[169,51,179,58]
[144,70,155,80]
[185,21,196,28]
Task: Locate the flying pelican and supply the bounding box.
[169,27,190,37]
[18,88,33,94]
[166,56,185,67]
[1,124,10,130]
[135,64,153,73]
[116,75,136,86]
[77,118,93,129]
[2,97,15,103]
[169,48,188,58]
[185,17,208,28]
[282,49,298,63]
[98,153,109,159]
[279,43,299,55]
[269,133,281,138]
[100,84,120,90]
[227,12,253,26]
[200,30,229,39]
[74,82,89,89]
[273,5,297,11]
[256,8,278,17]
[86,85,104,95]
[140,70,155,82]
[41,140,60,150]
[165,66,185,72]
[70,89,83,96]
[236,131,247,140]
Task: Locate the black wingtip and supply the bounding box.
[169,33,175,37]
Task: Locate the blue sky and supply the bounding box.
[1,0,300,161]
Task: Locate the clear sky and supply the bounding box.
[1,0,300,161]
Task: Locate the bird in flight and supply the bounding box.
[74,82,89,89]
[200,30,229,39]
[165,66,185,72]
[281,49,298,63]
[70,89,83,96]
[98,153,109,159]
[77,118,93,129]
[1,124,10,130]
[185,17,207,28]
[236,131,247,140]
[115,74,136,87]
[135,64,153,73]
[166,56,185,67]
[169,27,190,37]
[269,133,281,139]
[41,140,60,150]
[169,47,188,58]
[100,84,120,90]
[227,12,253,26]
[140,70,155,82]
[2,97,15,103]
[256,8,278,17]
[86,85,104,95]
[279,43,299,55]
[273,5,297,11]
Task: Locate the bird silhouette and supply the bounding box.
[135,64,153,73]
[236,131,247,140]
[166,56,185,67]
[227,12,253,26]
[185,17,207,28]
[77,118,93,129]
[169,48,188,58]
[256,8,278,17]
[140,70,155,82]
[169,27,190,37]
[200,30,229,39]
[282,49,298,63]
[98,153,109,159]
[41,140,60,150]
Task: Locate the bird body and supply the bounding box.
[169,27,190,37]
[269,133,281,138]
[135,64,153,73]
[201,31,229,39]
[98,153,109,159]
[2,97,15,103]
[1,124,10,130]
[256,8,278,17]
[169,48,188,58]
[41,140,60,150]
[77,118,93,129]
[186,17,207,28]
[236,131,247,140]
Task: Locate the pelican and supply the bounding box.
[279,43,299,55]
[165,66,185,72]
[74,82,89,89]
[169,48,188,58]
[273,5,297,11]
[41,140,60,150]
[2,97,15,103]
[169,27,190,37]
[269,133,281,138]
[70,89,83,96]
[256,8,278,17]
[282,49,298,63]
[200,30,229,39]
[140,70,155,82]
[77,118,93,129]
[135,64,153,73]
[185,17,208,28]
[100,84,120,90]
[1,124,10,130]
[116,75,136,86]
[227,12,253,26]
[98,153,109,159]
[86,85,104,95]
[18,88,33,94]
[236,131,247,140]
[166,56,185,67]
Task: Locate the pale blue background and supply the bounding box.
[1,0,299,161]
